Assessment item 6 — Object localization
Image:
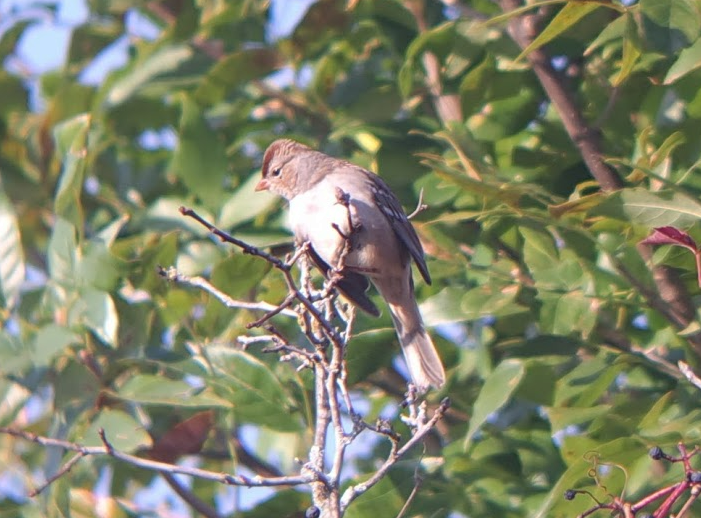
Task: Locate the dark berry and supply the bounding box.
[564,489,577,501]
[649,446,663,460]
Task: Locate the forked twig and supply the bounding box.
[407,188,428,220]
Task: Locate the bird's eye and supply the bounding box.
[271,168,282,178]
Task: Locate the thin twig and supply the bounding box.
[407,188,428,220]
[246,293,297,328]
[162,472,222,518]
[679,361,701,390]
[340,398,450,511]
[0,427,314,488]
[676,485,701,518]
[29,452,86,496]
[180,207,344,347]
[397,439,427,518]
[396,473,422,518]
[179,207,288,269]
[158,266,296,318]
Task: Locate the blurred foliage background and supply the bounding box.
[3,0,701,516]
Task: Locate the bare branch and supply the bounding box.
[679,361,701,390]
[404,0,463,124]
[179,206,289,269]
[396,470,422,518]
[246,293,297,328]
[0,427,314,490]
[498,0,701,356]
[158,266,296,318]
[340,397,450,511]
[162,472,222,518]
[180,207,344,347]
[29,452,86,496]
[158,205,448,515]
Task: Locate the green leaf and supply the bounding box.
[520,226,558,268]
[345,327,396,385]
[461,285,523,319]
[0,332,32,375]
[67,20,123,67]
[592,188,701,227]
[79,409,152,452]
[344,84,402,123]
[116,374,231,408]
[612,13,642,87]
[239,490,310,518]
[459,54,496,115]
[543,404,611,432]
[649,131,686,169]
[420,287,470,326]
[664,37,701,84]
[514,2,602,64]
[78,217,129,292]
[584,14,626,56]
[540,292,597,337]
[48,477,71,518]
[170,94,228,207]
[54,359,101,410]
[53,113,91,231]
[640,0,700,54]
[343,474,405,518]
[219,172,278,229]
[0,70,29,115]
[104,44,194,107]
[554,353,625,406]
[195,48,282,103]
[405,21,455,62]
[0,20,34,59]
[397,59,415,98]
[69,288,119,347]
[32,324,81,367]
[205,346,300,431]
[517,360,558,405]
[483,0,601,27]
[144,198,214,237]
[47,218,78,288]
[0,186,25,309]
[465,359,526,446]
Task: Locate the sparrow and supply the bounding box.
[255,139,445,390]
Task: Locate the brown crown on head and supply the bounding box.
[261,139,310,178]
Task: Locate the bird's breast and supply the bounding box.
[288,180,404,274]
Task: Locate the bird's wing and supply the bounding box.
[307,245,381,317]
[369,174,431,285]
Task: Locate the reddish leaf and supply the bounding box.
[640,226,698,252]
[148,410,215,463]
[641,226,701,288]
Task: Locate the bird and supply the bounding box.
[255,139,445,391]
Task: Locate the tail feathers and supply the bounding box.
[387,301,445,391]
[400,328,445,391]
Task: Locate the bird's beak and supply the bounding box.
[254,178,269,192]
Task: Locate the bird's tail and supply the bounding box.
[387,300,445,392]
